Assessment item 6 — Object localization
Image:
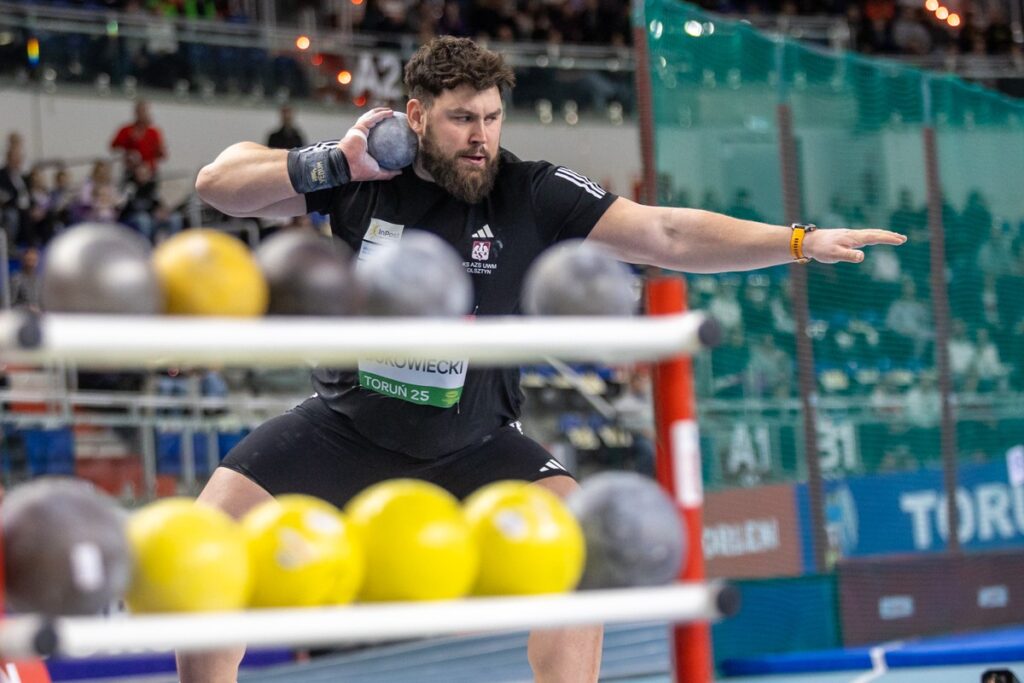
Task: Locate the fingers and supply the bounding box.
[851,229,908,246]
[841,249,865,263]
[354,107,395,132]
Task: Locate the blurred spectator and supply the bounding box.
[0,138,30,244]
[48,166,74,232]
[711,328,749,397]
[111,100,166,175]
[75,160,122,223]
[948,318,975,385]
[266,106,306,150]
[10,247,41,311]
[820,193,866,228]
[745,333,792,397]
[891,7,932,55]
[701,190,724,214]
[904,371,940,428]
[120,162,182,241]
[770,280,796,338]
[726,188,764,222]
[22,166,54,247]
[708,280,744,336]
[972,327,1005,391]
[439,0,471,37]
[889,188,928,272]
[980,273,1002,330]
[962,189,994,232]
[610,370,655,475]
[889,188,926,234]
[884,277,933,360]
[985,6,1013,54]
[977,222,1015,277]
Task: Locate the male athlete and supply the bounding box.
[190,36,905,683]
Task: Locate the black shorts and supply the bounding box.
[220,396,573,509]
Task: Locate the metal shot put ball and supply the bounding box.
[367,113,419,170]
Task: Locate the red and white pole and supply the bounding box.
[647,275,713,683]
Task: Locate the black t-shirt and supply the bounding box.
[305,148,617,459]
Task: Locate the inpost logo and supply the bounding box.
[368,221,403,241]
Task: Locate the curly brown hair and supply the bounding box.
[404,37,516,106]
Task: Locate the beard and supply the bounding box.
[418,128,499,205]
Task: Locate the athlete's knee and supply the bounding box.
[197,467,273,520]
[530,474,579,501]
[177,647,246,683]
[527,625,602,683]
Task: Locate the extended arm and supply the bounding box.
[195,108,401,218]
[588,197,906,272]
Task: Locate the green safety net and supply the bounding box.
[639,0,1024,666]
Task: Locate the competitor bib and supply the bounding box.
[358,357,467,408]
[356,219,469,408]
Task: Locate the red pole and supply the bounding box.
[647,275,712,683]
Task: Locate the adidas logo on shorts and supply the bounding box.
[539,458,567,473]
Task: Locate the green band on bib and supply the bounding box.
[359,370,462,408]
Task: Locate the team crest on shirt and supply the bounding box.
[465,224,501,275]
[471,240,491,261]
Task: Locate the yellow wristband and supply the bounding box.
[790,223,816,264]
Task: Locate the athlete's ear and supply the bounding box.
[407,99,427,136]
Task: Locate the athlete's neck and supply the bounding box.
[412,155,435,183]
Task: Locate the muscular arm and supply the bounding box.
[588,197,906,272]
[195,143,299,217]
[195,108,401,219]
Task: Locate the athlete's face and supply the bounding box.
[408,85,503,204]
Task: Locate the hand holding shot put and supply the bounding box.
[189,36,908,683]
[195,107,402,218]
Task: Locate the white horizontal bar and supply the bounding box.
[0,312,717,368]
[0,582,734,659]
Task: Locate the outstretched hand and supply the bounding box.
[338,108,404,182]
[803,228,907,264]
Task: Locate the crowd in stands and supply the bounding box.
[0,100,182,268]
[2,0,1019,108]
[694,0,1018,57]
[674,180,1024,476]
[679,183,1024,399]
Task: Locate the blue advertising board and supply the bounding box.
[797,459,1024,564]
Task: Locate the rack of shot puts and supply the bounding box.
[0,310,720,367]
[0,583,738,659]
[0,274,726,683]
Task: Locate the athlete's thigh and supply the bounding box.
[219,409,391,509]
[430,424,574,500]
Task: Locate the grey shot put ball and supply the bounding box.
[41,222,163,314]
[3,477,131,615]
[367,113,418,170]
[522,239,637,316]
[356,230,472,317]
[568,471,687,590]
[255,230,357,316]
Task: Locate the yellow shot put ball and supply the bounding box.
[345,479,477,602]
[464,481,585,596]
[153,228,268,316]
[126,498,251,612]
[243,495,363,608]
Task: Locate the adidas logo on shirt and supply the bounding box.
[539,458,568,473]
[553,167,606,199]
[471,224,495,239]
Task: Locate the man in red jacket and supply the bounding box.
[110,100,167,176]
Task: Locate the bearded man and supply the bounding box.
[189,36,904,683]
